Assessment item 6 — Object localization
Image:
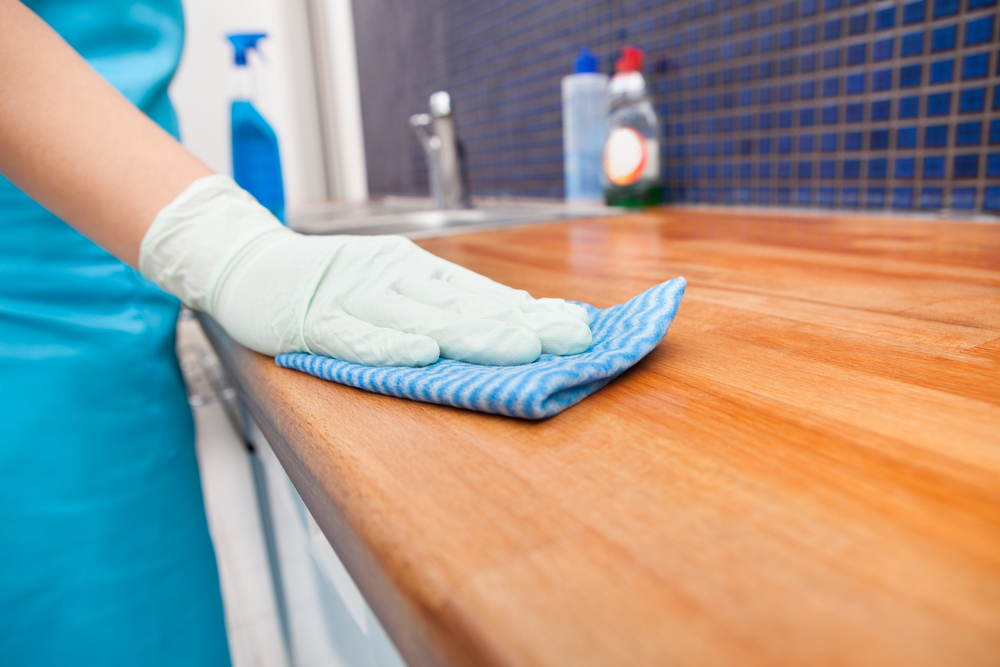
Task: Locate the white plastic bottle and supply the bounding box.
[603,46,663,207]
[561,47,609,202]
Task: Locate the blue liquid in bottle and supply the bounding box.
[232,100,285,222]
[228,33,286,223]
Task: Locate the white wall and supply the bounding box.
[170,0,368,206]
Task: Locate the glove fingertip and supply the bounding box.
[524,297,592,324]
[490,326,542,366]
[565,302,592,324]
[406,336,441,367]
[452,326,541,366]
[538,318,593,356]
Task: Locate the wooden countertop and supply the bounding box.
[203,208,1000,667]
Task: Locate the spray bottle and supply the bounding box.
[602,46,663,207]
[227,33,286,223]
[561,47,609,202]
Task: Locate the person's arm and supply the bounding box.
[0,0,210,267]
[0,0,591,367]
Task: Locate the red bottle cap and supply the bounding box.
[616,46,644,72]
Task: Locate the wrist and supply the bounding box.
[138,174,290,313]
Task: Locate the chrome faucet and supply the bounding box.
[409,92,469,209]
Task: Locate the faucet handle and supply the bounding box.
[409,114,440,154]
[429,91,451,117]
[409,113,431,127]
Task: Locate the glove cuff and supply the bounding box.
[138,174,292,313]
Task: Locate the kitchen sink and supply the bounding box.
[287,196,623,239]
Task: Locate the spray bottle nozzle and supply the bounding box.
[227,33,267,66]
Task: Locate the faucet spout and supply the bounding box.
[409,113,443,207]
[409,92,469,209]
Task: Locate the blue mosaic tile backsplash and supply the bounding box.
[353,0,1000,214]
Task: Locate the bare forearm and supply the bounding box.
[0,0,212,267]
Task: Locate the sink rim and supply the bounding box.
[287,197,628,239]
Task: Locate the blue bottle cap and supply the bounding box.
[227,33,267,66]
[574,47,598,73]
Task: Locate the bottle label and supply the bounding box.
[603,127,648,186]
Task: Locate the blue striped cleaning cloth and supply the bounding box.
[275,277,686,419]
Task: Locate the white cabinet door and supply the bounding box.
[251,421,408,667]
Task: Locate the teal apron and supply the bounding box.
[0,2,230,664]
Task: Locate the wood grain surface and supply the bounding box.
[202,208,1000,667]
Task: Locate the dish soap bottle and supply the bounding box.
[561,47,609,202]
[602,46,663,207]
[227,33,286,223]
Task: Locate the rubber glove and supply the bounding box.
[139,175,591,367]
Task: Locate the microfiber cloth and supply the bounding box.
[275,277,686,420]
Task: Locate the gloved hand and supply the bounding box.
[139,175,592,367]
